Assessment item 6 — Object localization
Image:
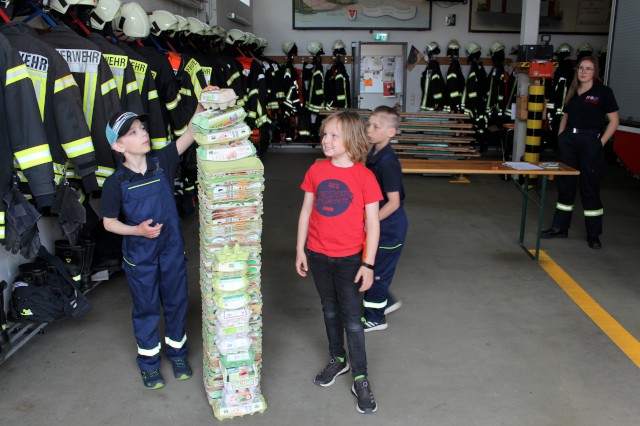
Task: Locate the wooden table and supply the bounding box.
[399,160,580,260]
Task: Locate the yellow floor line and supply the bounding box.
[535,250,640,368]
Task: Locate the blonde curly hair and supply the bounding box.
[320,111,369,163]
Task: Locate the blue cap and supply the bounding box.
[106,111,150,146]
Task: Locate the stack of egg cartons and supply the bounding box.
[192,89,267,420]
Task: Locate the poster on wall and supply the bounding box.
[360,55,397,94]
[293,0,432,30]
[469,0,612,34]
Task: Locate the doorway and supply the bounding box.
[356,42,407,111]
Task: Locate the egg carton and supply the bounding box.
[194,122,252,145]
[200,88,238,110]
[192,106,247,132]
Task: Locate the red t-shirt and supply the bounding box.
[301,160,383,257]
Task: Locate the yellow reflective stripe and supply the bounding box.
[126,81,139,94]
[96,167,115,177]
[6,64,30,85]
[15,144,52,169]
[174,124,188,136]
[0,227,4,240]
[137,343,161,356]
[179,88,192,97]
[165,334,187,348]
[128,179,161,190]
[556,203,573,212]
[363,299,387,309]
[0,212,4,223]
[101,78,117,95]
[83,73,98,126]
[148,89,158,100]
[61,136,93,158]
[584,209,604,217]
[227,71,240,86]
[151,138,169,149]
[166,94,180,110]
[123,256,135,266]
[379,243,403,250]
[54,75,78,93]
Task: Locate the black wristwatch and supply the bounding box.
[361,262,375,270]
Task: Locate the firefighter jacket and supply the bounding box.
[243,58,269,129]
[117,42,170,150]
[165,51,208,136]
[262,58,281,111]
[462,58,488,134]
[420,58,447,111]
[551,59,574,118]
[214,55,247,107]
[445,58,465,113]
[485,62,516,121]
[1,23,98,192]
[303,58,325,113]
[1,32,55,242]
[87,33,143,115]
[324,58,350,110]
[130,44,185,139]
[40,26,121,187]
[280,58,301,116]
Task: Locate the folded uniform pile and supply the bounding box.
[193,90,266,420]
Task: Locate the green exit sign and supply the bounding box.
[373,32,388,42]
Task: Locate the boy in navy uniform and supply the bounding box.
[362,106,408,332]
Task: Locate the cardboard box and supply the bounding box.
[516,95,528,121]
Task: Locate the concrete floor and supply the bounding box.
[1,150,640,426]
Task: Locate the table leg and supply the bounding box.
[519,175,530,246]
[533,176,548,260]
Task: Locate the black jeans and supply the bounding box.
[307,249,367,378]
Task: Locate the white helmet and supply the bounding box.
[186,17,206,36]
[577,42,593,55]
[555,43,572,54]
[243,32,257,46]
[113,2,150,41]
[333,39,346,51]
[203,23,212,36]
[174,15,188,33]
[466,41,481,55]
[599,45,608,55]
[89,0,120,30]
[256,37,268,49]
[50,0,97,15]
[225,28,246,45]
[425,41,440,55]
[282,40,296,55]
[447,40,460,51]
[210,26,225,39]
[149,10,178,36]
[489,41,505,55]
[307,41,324,55]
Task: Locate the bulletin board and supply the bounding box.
[360,55,402,96]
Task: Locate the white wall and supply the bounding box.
[252,0,608,112]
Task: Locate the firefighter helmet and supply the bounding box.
[186,17,206,36]
[256,37,268,49]
[333,39,346,51]
[50,0,96,15]
[308,41,324,55]
[447,40,460,51]
[282,40,296,56]
[149,10,178,36]
[89,0,120,30]
[113,2,150,41]
[489,41,505,55]
[173,15,188,33]
[599,45,608,55]
[466,41,481,55]
[555,42,572,54]
[243,32,257,46]
[425,41,440,55]
[203,23,212,36]
[577,43,593,54]
[510,44,519,55]
[211,25,226,39]
[225,28,246,45]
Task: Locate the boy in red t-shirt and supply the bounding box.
[296,111,382,414]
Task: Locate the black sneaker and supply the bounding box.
[351,377,378,414]
[362,316,388,333]
[384,296,403,315]
[170,358,193,380]
[141,368,165,390]
[314,356,350,387]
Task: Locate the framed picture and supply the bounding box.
[293,0,432,30]
[469,0,612,34]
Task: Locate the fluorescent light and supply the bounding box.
[227,12,252,27]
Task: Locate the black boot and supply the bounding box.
[1,280,10,352]
[18,261,48,286]
[78,237,96,292]
[54,239,85,285]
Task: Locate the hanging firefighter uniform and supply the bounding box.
[324,56,350,110]
[165,51,207,136]
[462,57,488,138]
[117,42,170,150]
[1,23,98,193]
[1,32,55,243]
[420,57,446,111]
[279,56,301,142]
[445,58,465,113]
[40,25,121,187]
[87,33,143,114]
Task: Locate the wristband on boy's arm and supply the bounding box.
[361,262,375,270]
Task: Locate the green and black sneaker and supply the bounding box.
[141,368,165,390]
[171,359,193,380]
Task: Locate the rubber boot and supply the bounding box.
[55,239,85,285]
[18,261,48,286]
[1,280,10,352]
[78,237,95,292]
